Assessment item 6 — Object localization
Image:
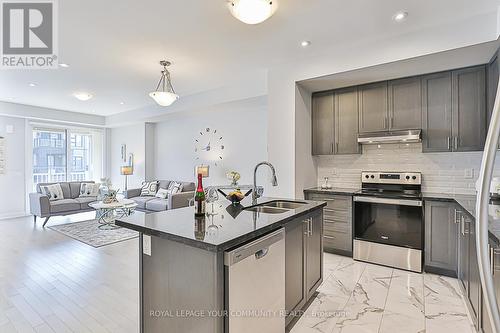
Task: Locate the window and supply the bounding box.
[31,126,103,188]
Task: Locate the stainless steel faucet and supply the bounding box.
[253,161,278,204]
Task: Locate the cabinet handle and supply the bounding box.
[310,218,313,236]
[336,142,339,153]
[491,245,495,276]
[461,215,465,235]
[304,220,309,235]
[384,117,388,129]
[454,136,458,150]
[447,137,451,150]
[331,142,334,154]
[324,235,335,240]
[390,117,393,129]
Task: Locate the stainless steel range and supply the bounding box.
[353,171,423,272]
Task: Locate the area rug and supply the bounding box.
[48,219,138,248]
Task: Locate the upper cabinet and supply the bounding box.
[422,66,487,153]
[312,64,489,156]
[488,49,499,122]
[452,66,486,152]
[312,92,334,155]
[422,72,453,152]
[334,87,360,154]
[388,77,422,130]
[358,82,388,133]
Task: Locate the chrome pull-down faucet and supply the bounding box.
[252,162,278,204]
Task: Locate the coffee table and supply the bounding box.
[89,199,138,230]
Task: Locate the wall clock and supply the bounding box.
[194,127,225,166]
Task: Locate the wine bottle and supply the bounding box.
[194,173,206,217]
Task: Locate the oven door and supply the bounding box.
[353,196,423,250]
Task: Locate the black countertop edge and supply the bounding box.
[304,187,359,196]
[115,201,327,253]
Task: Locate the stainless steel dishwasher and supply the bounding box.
[224,228,285,333]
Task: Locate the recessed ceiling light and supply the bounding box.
[73,92,93,101]
[120,102,125,105]
[301,40,311,47]
[59,63,70,68]
[28,83,36,87]
[393,11,408,22]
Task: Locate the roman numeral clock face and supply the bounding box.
[194,128,224,166]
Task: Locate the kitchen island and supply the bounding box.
[116,196,326,333]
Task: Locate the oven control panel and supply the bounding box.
[361,172,421,185]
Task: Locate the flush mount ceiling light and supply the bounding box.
[301,40,311,47]
[228,0,278,25]
[149,60,179,107]
[59,63,69,68]
[393,11,408,22]
[73,92,93,101]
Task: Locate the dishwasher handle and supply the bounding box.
[224,228,284,266]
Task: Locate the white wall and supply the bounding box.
[109,124,146,191]
[154,97,268,187]
[0,116,26,219]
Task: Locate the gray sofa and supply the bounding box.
[124,180,195,212]
[30,181,98,227]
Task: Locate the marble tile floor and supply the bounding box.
[291,253,476,333]
[0,213,475,333]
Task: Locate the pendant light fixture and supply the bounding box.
[228,0,278,25]
[149,60,179,107]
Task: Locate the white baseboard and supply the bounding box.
[0,212,30,220]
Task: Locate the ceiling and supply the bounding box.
[0,0,498,116]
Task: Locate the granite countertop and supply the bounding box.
[423,192,500,242]
[115,196,326,252]
[304,187,360,195]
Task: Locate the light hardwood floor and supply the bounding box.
[0,213,475,333]
[0,212,139,333]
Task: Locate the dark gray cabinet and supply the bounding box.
[358,82,388,133]
[422,72,453,152]
[306,210,323,299]
[468,218,481,327]
[285,209,323,327]
[481,236,500,333]
[452,66,487,152]
[304,192,352,255]
[334,87,360,154]
[285,216,306,325]
[457,211,479,330]
[424,201,458,276]
[312,92,334,155]
[488,50,499,121]
[388,77,422,130]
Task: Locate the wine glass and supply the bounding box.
[205,187,219,216]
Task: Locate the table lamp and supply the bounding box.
[195,165,209,178]
[120,166,134,191]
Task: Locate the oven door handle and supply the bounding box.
[353,196,422,207]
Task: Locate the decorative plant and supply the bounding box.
[226,171,241,186]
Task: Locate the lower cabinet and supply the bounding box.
[285,209,323,327]
[424,200,458,276]
[481,236,500,333]
[304,192,353,255]
[457,211,481,330]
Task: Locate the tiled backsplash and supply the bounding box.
[317,143,500,195]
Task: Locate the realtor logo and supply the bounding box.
[1,0,58,68]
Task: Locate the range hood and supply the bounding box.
[357,129,421,144]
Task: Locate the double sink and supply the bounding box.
[244,200,307,214]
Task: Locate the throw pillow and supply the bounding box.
[155,188,169,199]
[141,181,159,196]
[80,183,100,197]
[167,181,183,195]
[41,184,64,201]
